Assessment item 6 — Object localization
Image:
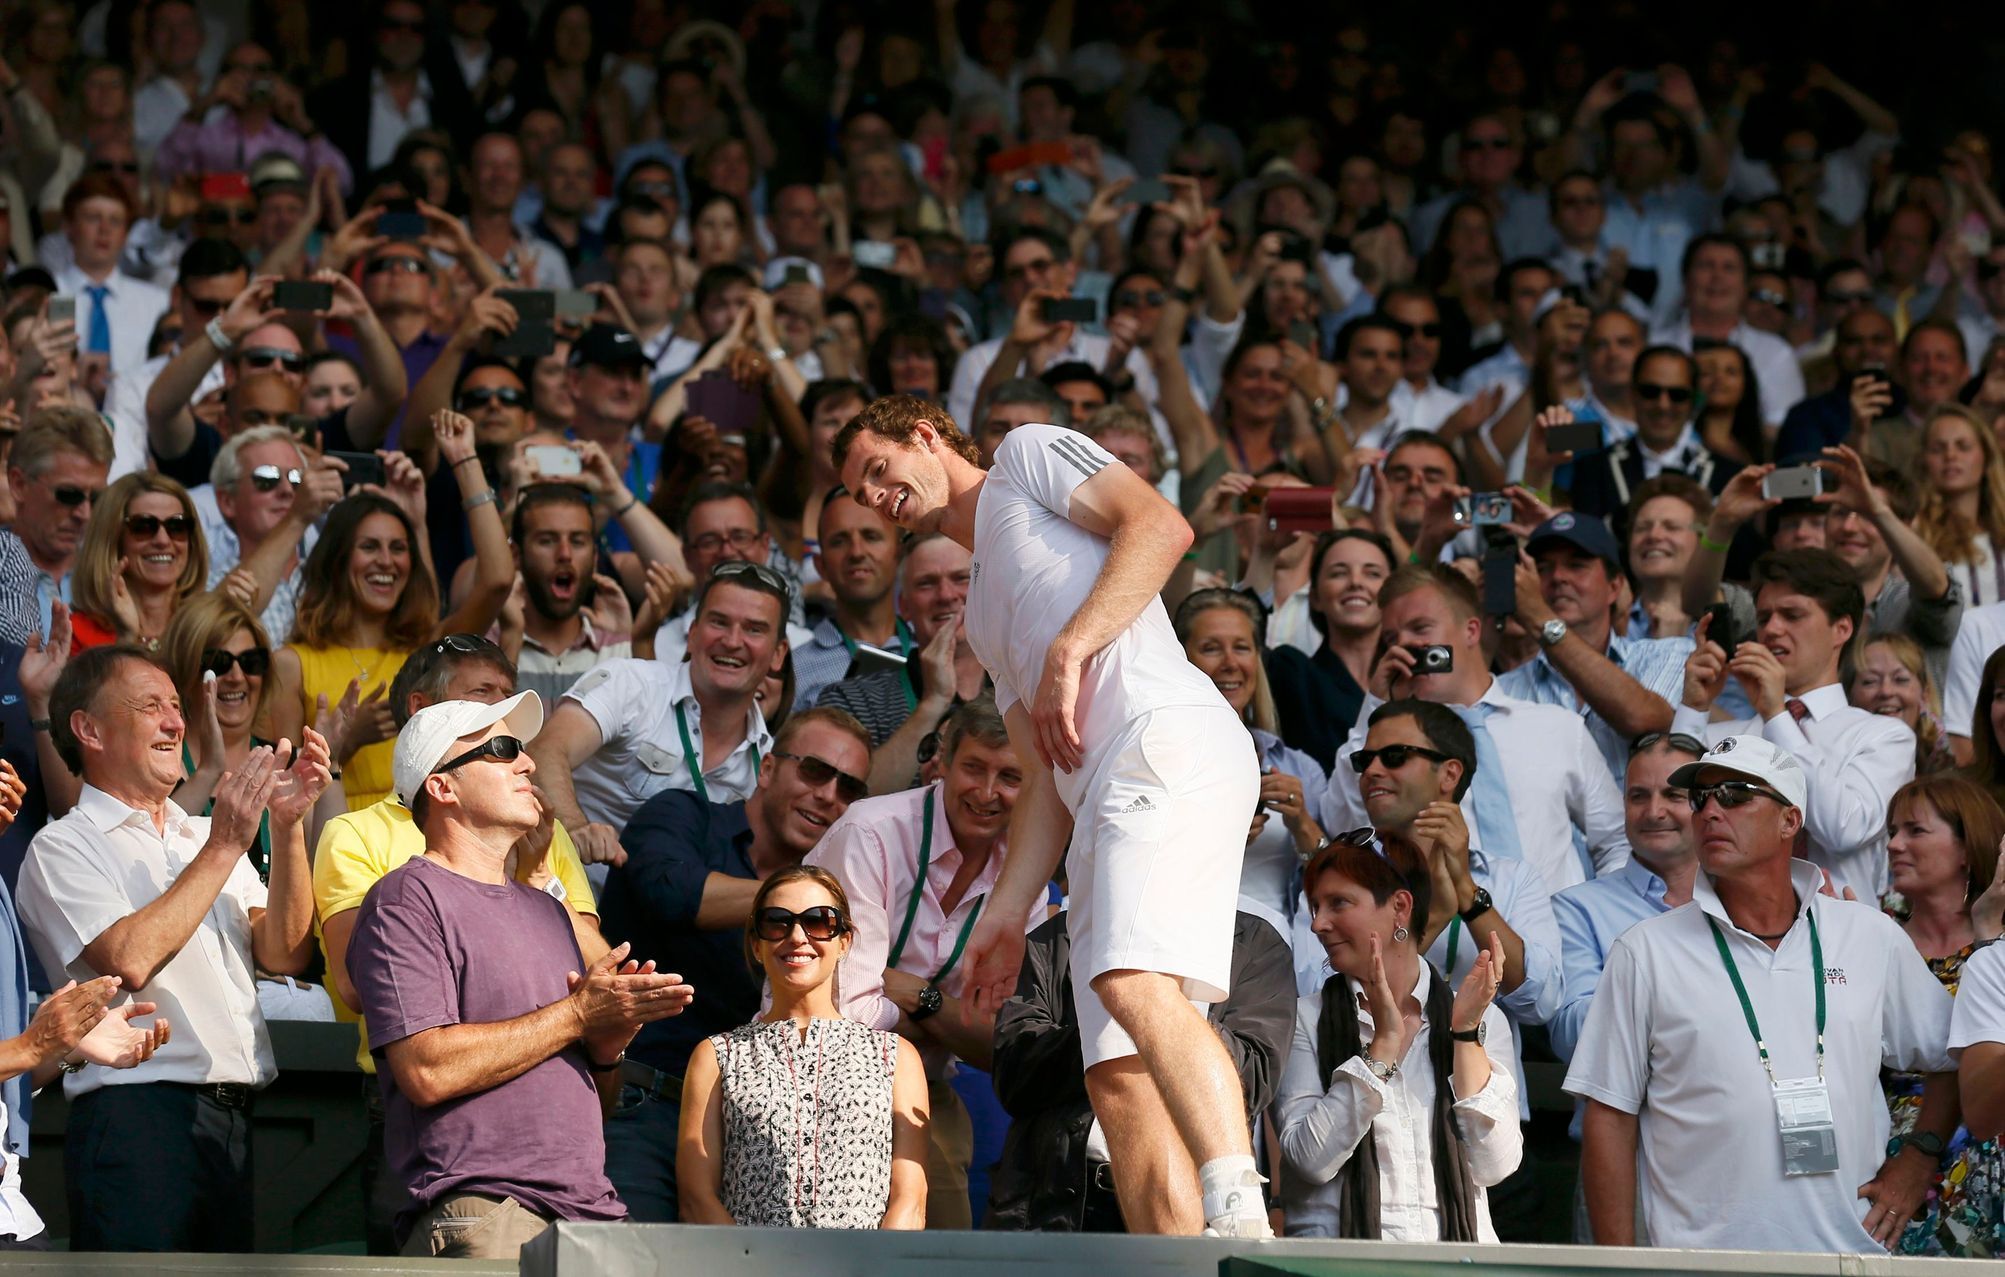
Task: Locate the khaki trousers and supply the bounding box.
[924,1079,974,1229]
[401,1193,552,1259]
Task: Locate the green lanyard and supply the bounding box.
[1707,908,1825,1085]
[886,788,986,983]
[842,620,919,713]
[674,702,760,806]
[1444,917,1462,973]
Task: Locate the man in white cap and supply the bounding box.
[1565,734,1956,1253]
[345,691,694,1259]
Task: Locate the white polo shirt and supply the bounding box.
[1950,941,2005,1053]
[1563,858,1953,1253]
[560,657,772,833]
[16,786,275,1097]
[1942,601,2005,744]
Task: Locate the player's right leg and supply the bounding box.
[1083,1057,1201,1233]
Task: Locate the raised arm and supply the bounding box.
[147,278,278,461]
[430,412,515,639]
[322,270,411,449]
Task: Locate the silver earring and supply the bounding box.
[1392,925,1409,943]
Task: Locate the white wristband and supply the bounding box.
[543,876,568,902]
[205,315,235,353]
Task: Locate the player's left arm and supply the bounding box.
[1032,465,1195,771]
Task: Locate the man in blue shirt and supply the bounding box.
[592,706,871,1222]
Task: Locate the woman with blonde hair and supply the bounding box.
[67,472,209,653]
[1849,633,1957,775]
[160,592,279,879]
[1914,403,2005,607]
[679,864,929,1229]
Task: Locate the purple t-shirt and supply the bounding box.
[347,855,626,1231]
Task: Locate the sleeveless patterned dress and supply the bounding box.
[715,1016,899,1228]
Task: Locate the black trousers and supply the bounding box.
[361,1080,405,1255]
[65,1083,254,1253]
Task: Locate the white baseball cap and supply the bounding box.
[763,256,825,292]
[391,691,544,808]
[1667,734,1807,809]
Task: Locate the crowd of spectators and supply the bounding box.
[0,0,2004,1260]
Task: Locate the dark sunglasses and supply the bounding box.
[1826,288,1875,304]
[431,634,496,658]
[1388,319,1444,339]
[1115,289,1167,309]
[1688,780,1788,812]
[89,160,141,175]
[457,386,527,410]
[772,749,869,804]
[1169,165,1218,179]
[1348,743,1452,773]
[48,483,104,508]
[1750,289,1788,308]
[432,734,525,775]
[202,647,271,678]
[1628,731,1706,758]
[241,347,305,372]
[755,905,849,942]
[365,256,429,276]
[249,464,304,492]
[186,294,229,317]
[1324,826,1413,887]
[198,207,258,227]
[125,513,194,540]
[1635,382,1694,405]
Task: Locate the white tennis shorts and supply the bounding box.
[1064,704,1258,1068]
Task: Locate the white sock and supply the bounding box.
[1199,1153,1267,1224]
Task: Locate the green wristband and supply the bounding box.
[1698,531,1732,553]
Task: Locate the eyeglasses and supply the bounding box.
[1627,730,1706,758]
[1003,257,1058,282]
[1387,319,1443,339]
[198,207,258,227]
[1635,382,1694,405]
[1688,779,1788,812]
[457,386,526,410]
[89,160,141,175]
[432,734,525,775]
[124,513,193,540]
[365,256,429,276]
[1750,289,1788,308]
[431,634,493,657]
[1348,743,1452,773]
[1115,289,1167,310]
[772,749,869,803]
[202,647,271,678]
[690,529,768,556]
[47,483,104,508]
[249,464,303,492]
[241,347,305,372]
[755,905,849,942]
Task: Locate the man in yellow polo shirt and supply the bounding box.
[313,634,605,1255]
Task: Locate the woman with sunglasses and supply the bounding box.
[66,472,208,653]
[159,592,280,880]
[678,865,929,1229]
[1276,834,1518,1239]
[1914,403,2005,608]
[1174,588,1329,918]
[1880,775,2005,1256]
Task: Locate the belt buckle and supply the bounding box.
[211,1083,249,1110]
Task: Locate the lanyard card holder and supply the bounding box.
[1772,1076,1840,1176]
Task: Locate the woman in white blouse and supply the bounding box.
[1276,832,1521,1240]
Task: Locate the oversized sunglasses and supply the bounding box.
[202,647,271,678]
[1348,743,1452,773]
[773,749,868,803]
[125,513,193,539]
[1687,780,1787,812]
[755,905,849,942]
[457,386,526,410]
[432,734,525,775]
[1635,382,1694,405]
[365,256,429,276]
[48,483,104,508]
[241,347,305,372]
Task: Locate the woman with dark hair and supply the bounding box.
[1277,834,1519,1239]
[689,187,761,270]
[1960,645,2005,814]
[1694,340,1766,465]
[1419,200,1504,381]
[390,132,462,214]
[1265,529,1391,769]
[867,315,958,402]
[515,0,619,154]
[1210,336,1321,481]
[678,864,929,1229]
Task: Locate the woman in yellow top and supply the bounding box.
[268,411,512,809]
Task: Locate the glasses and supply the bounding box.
[1635,382,1694,405]
[198,207,258,227]
[432,734,525,775]
[202,647,271,678]
[124,513,193,540]
[755,905,849,942]
[772,749,869,803]
[1349,743,1452,773]
[1115,289,1167,310]
[1750,289,1788,308]
[457,386,526,410]
[690,529,767,556]
[186,294,228,317]
[1628,730,1706,758]
[365,256,428,276]
[1688,779,1788,812]
[241,347,305,372]
[89,160,141,175]
[1388,319,1443,339]
[47,483,104,508]
[1464,136,1513,151]
[631,180,676,201]
[249,464,303,492]
[431,634,493,658]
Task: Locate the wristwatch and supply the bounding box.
[1459,886,1494,927]
[1538,618,1569,647]
[910,983,944,1023]
[1362,1054,1399,1082]
[1889,1131,1945,1159]
[587,1050,625,1074]
[1449,1022,1486,1046]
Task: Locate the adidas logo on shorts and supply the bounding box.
[1121,794,1155,813]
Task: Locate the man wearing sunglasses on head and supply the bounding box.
[1566,733,1955,1254]
[594,706,871,1221]
[802,697,1029,1228]
[346,690,685,1259]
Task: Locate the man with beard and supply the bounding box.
[594,706,873,1221]
[806,698,1028,1227]
[506,485,633,708]
[792,490,906,712]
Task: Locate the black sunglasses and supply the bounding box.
[199,207,258,227]
[48,483,104,508]
[457,386,527,410]
[186,294,229,317]
[1635,382,1694,405]
[772,749,869,804]
[1688,780,1787,812]
[202,647,271,678]
[89,160,141,175]
[365,256,429,275]
[241,347,305,372]
[755,905,849,942]
[1348,743,1452,773]
[1169,165,1217,179]
[432,734,525,775]
[431,634,495,658]
[1826,288,1875,304]
[710,559,793,597]
[1388,319,1444,339]
[250,464,303,492]
[1115,289,1167,309]
[125,513,194,540]
[1628,731,1707,758]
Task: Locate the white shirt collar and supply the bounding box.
[1791,682,1848,720]
[73,783,188,835]
[1693,857,1824,936]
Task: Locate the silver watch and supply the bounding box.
[1539,618,1568,647]
[1363,1054,1399,1082]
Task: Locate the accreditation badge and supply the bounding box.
[1773,1077,1840,1176]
